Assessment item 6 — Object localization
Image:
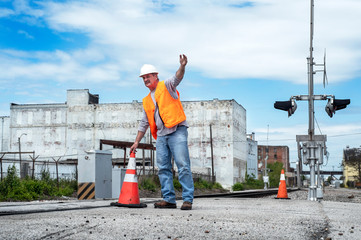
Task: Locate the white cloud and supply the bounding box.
[1,0,361,85]
[0,8,15,17]
[0,49,123,83]
[13,0,43,18]
[17,29,34,39]
[33,0,360,84]
[0,0,358,165]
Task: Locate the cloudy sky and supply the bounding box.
[1,0,360,172]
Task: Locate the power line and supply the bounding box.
[314,115,323,135]
[257,132,361,143]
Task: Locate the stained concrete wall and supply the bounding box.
[7,90,247,188]
[0,116,10,152]
[184,99,247,188]
[9,103,68,158]
[247,134,258,179]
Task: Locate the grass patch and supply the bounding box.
[194,178,224,190]
[232,182,244,191]
[232,174,264,191]
[139,175,160,192]
[140,176,225,192]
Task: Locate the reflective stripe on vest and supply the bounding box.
[143,81,186,139]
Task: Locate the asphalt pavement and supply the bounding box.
[1,195,360,240]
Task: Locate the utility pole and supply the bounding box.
[274,0,350,201]
[1,117,4,152]
[18,133,27,178]
[307,0,318,201]
[210,124,215,183]
[264,125,269,190]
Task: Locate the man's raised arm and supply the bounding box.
[175,54,188,80]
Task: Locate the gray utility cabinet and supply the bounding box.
[112,167,127,199]
[78,150,112,199]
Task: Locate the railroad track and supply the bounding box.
[0,188,300,216]
[194,187,300,198]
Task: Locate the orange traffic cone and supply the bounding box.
[275,169,290,199]
[111,152,147,208]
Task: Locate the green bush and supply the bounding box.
[173,178,182,191]
[139,176,159,192]
[267,162,284,188]
[0,165,20,199]
[193,178,224,191]
[194,178,208,189]
[212,182,224,189]
[243,174,264,189]
[232,182,244,191]
[0,165,77,202]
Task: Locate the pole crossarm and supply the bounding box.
[296,135,327,142]
[292,95,332,101]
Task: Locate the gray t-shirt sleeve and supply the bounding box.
[138,109,149,133]
[164,75,182,99]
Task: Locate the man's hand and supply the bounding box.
[130,142,139,153]
[130,131,146,153]
[176,54,187,80]
[179,54,188,67]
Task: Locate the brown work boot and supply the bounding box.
[154,200,176,209]
[181,201,192,210]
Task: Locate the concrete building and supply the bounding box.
[246,133,258,179]
[0,116,10,152]
[2,89,247,189]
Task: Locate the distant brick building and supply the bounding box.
[258,145,293,185]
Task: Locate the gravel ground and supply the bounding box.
[264,187,361,203]
[1,187,360,239]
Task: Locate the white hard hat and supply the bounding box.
[139,64,158,77]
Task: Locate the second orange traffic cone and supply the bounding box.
[275,169,290,199]
[111,152,147,208]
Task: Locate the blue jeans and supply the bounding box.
[156,126,194,204]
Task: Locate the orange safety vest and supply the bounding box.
[143,81,186,139]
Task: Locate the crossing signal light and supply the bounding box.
[325,98,350,118]
[274,99,297,117]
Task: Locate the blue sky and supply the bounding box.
[1,0,360,172]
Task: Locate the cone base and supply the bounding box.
[274,197,291,200]
[110,202,147,208]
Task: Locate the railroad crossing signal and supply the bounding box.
[325,98,351,118]
[274,96,350,118]
[274,99,297,117]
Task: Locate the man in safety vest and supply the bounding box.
[130,54,194,210]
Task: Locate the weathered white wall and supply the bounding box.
[7,90,247,188]
[247,135,258,179]
[67,101,147,158]
[0,116,10,152]
[10,104,68,158]
[184,99,247,188]
[232,100,247,185]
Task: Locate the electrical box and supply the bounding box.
[77,150,112,200]
[112,167,127,199]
